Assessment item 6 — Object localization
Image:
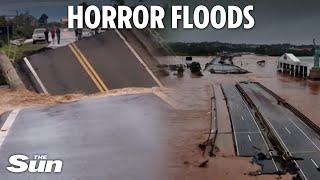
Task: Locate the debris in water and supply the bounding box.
[198,160,209,168]
[257,60,266,66]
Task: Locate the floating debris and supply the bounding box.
[198,160,209,168]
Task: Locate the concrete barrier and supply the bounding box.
[235,83,289,160]
[0,53,25,89]
[255,82,320,137]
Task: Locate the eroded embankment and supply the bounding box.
[0,87,168,115]
[0,53,25,89]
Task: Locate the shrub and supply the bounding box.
[0,39,4,48]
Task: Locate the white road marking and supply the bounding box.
[23,57,48,94]
[221,86,239,156]
[0,109,20,148]
[288,118,320,152]
[233,87,282,171]
[311,159,319,169]
[248,135,252,142]
[243,86,308,180]
[241,116,244,121]
[238,86,280,173]
[284,126,291,134]
[114,29,163,87]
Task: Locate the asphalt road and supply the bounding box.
[24,46,98,94]
[205,57,248,74]
[222,84,279,173]
[0,93,171,180]
[75,30,158,89]
[240,82,320,180]
[24,29,159,95]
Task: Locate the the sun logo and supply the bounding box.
[6,154,63,173]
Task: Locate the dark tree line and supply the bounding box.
[0,12,52,47]
[168,42,315,56]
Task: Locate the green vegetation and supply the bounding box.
[0,42,47,61]
[168,42,315,56]
[0,12,39,42]
[38,14,49,27]
[254,45,314,56]
[0,12,57,48]
[0,12,57,61]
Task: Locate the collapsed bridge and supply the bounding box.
[223,82,320,180]
[19,29,164,95]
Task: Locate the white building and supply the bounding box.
[277,53,313,78]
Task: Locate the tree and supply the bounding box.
[0,16,6,26]
[38,14,48,27]
[13,12,38,39]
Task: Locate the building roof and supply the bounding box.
[279,53,300,65]
[283,53,301,62]
[278,53,313,67]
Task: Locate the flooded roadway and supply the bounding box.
[157,55,305,179]
[156,55,319,179]
[0,54,316,180]
[159,55,320,126]
[234,55,320,126]
[239,82,320,180]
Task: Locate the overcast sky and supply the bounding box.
[0,0,319,44]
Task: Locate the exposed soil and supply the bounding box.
[0,87,161,114]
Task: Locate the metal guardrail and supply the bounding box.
[235,83,289,160]
[254,82,320,137]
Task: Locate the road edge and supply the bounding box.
[0,109,20,149]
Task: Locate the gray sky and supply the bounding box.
[0,0,319,44]
[167,0,320,44]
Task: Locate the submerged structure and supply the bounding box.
[277,53,311,78]
[309,39,320,79]
[278,39,320,80]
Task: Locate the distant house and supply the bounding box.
[278,53,313,78]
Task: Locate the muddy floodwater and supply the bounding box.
[157,55,302,179]
[234,55,320,126]
[0,55,316,180]
[159,55,320,126]
[154,55,319,179]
